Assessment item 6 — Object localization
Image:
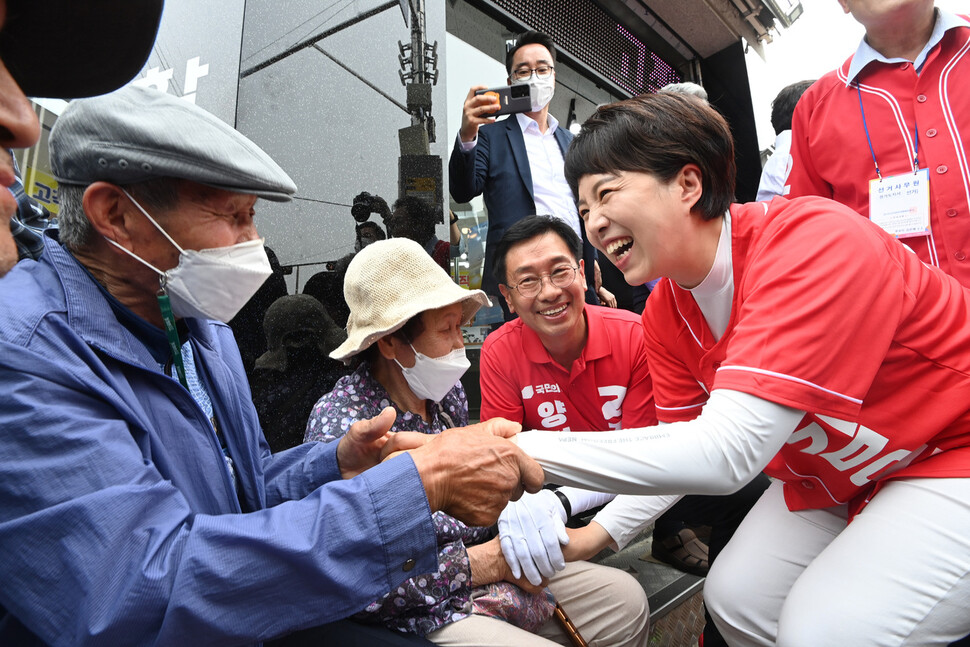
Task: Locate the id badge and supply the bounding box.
[868,168,930,238]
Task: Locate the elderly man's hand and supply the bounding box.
[409,425,544,527]
[380,431,432,459]
[473,416,523,439]
[381,417,523,459]
[336,407,397,479]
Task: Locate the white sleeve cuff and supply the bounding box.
[592,494,682,550]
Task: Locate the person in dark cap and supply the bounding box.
[0,84,543,646]
[0,0,164,276]
[252,294,350,453]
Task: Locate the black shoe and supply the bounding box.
[651,528,710,576]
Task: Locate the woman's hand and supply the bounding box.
[381,423,543,527]
[597,285,618,308]
[467,537,548,594]
[561,522,613,562]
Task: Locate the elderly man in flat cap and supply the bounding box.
[0,85,543,646]
[0,0,163,276]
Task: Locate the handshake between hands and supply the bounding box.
[335,407,545,527]
[337,408,593,587]
[498,489,570,586]
[498,488,616,586]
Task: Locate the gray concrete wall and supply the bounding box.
[135,0,245,124]
[235,0,449,287]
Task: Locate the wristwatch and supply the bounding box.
[552,489,572,519]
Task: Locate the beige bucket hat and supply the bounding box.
[331,238,490,362]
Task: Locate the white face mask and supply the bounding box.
[513,75,555,112]
[106,190,272,323]
[395,344,470,403]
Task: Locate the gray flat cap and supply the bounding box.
[50,85,297,201]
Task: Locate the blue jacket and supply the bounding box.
[448,116,598,298]
[0,235,437,646]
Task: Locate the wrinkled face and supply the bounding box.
[126,181,260,274]
[0,0,44,277]
[499,231,586,344]
[395,302,465,368]
[577,170,690,287]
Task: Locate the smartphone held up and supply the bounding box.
[475,84,532,116]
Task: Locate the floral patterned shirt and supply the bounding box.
[303,362,553,635]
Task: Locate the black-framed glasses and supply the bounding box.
[511,65,554,81]
[508,265,578,297]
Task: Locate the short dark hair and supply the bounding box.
[770,80,814,135]
[493,215,582,285]
[506,31,556,76]
[564,92,736,221]
[356,221,386,239]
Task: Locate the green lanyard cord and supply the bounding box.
[157,288,190,390]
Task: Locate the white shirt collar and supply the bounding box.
[516,111,559,135]
[845,9,970,85]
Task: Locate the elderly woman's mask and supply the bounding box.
[395,344,470,403]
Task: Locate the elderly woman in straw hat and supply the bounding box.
[305,237,489,442]
[303,239,648,646]
[303,238,556,639]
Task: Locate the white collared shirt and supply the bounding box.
[515,112,583,238]
[756,130,793,201]
[459,113,582,237]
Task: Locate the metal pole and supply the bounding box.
[409,0,427,126]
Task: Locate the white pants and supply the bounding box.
[705,478,970,646]
[427,560,649,647]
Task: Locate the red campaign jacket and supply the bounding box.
[787,16,970,287]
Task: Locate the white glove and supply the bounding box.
[497,489,569,586]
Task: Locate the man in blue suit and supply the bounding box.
[449,31,599,319]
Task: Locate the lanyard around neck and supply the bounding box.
[855,81,920,180]
[157,286,190,390]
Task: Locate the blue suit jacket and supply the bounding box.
[449,116,598,299]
